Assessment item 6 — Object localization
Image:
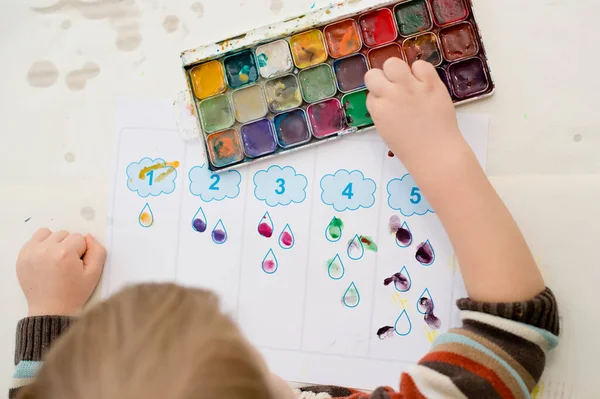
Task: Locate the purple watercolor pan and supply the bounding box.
[182,0,494,171]
[241,118,278,158]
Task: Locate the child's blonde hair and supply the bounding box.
[19,284,275,399]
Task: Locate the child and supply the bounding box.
[11,59,559,399]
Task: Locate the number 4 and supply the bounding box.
[410,187,422,204]
[342,183,354,199]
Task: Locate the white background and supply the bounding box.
[0,0,598,396]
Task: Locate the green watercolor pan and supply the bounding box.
[182,0,494,171]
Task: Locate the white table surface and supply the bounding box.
[1,0,598,396]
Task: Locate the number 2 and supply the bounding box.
[410,187,422,204]
[146,170,154,186]
[275,178,286,195]
[342,183,354,199]
[209,174,220,191]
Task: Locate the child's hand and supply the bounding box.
[16,228,107,317]
[365,59,464,171]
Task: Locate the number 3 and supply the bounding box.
[275,178,286,195]
[410,187,422,204]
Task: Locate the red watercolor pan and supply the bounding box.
[358,8,398,47]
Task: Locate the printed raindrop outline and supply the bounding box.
[325,216,343,242]
[211,219,228,245]
[416,287,434,315]
[257,211,274,237]
[191,206,207,232]
[138,203,154,228]
[394,309,412,336]
[417,239,436,266]
[395,221,413,248]
[342,282,360,308]
[327,254,345,280]
[395,265,412,292]
[347,234,365,261]
[278,223,295,250]
[262,248,279,274]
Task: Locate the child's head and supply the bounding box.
[19,284,295,399]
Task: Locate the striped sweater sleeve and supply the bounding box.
[10,316,73,398]
[398,288,560,399]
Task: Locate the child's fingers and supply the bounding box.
[62,233,87,258]
[411,60,438,84]
[382,57,413,84]
[31,227,52,242]
[82,235,106,281]
[47,230,70,243]
[364,69,389,98]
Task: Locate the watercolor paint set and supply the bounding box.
[181,0,494,171]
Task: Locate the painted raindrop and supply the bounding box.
[258,211,274,238]
[394,309,412,336]
[416,288,434,315]
[342,282,360,308]
[191,207,207,232]
[278,224,295,249]
[347,234,365,260]
[395,266,412,292]
[425,313,441,329]
[416,240,435,265]
[395,222,413,248]
[327,254,345,280]
[325,216,344,242]
[138,203,154,228]
[211,219,228,244]
[262,248,278,274]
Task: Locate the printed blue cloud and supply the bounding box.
[387,174,434,216]
[253,165,308,207]
[320,170,376,212]
[189,165,241,202]
[126,157,178,198]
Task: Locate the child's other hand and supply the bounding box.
[365,59,464,171]
[16,228,107,317]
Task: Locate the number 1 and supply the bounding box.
[146,170,154,186]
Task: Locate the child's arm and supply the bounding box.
[360,59,558,398]
[365,58,544,303]
[10,228,105,398]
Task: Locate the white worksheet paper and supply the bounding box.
[104,99,489,390]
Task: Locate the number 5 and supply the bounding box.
[410,187,422,204]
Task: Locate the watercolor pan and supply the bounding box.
[182,0,494,171]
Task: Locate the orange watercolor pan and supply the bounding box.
[324,19,363,59]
